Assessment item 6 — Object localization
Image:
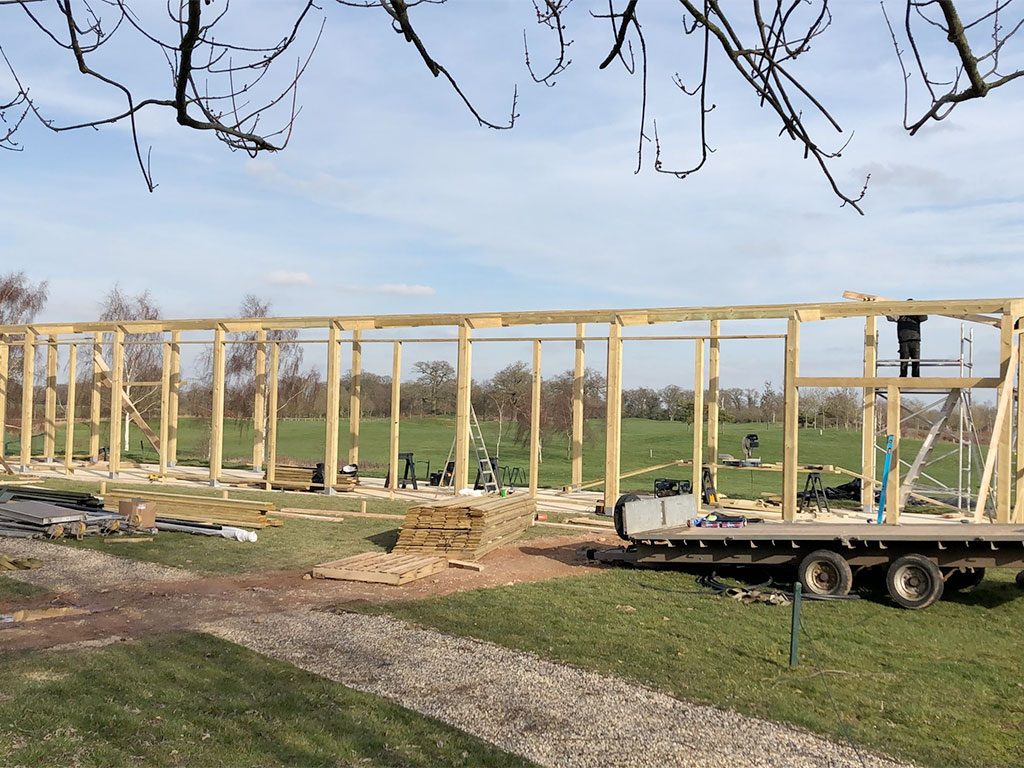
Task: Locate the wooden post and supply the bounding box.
[324,323,341,495]
[885,385,901,524]
[997,313,1014,521]
[454,322,472,491]
[252,329,267,471]
[209,325,226,485]
[348,329,362,466]
[109,328,124,477]
[20,332,35,470]
[707,320,720,487]
[693,338,705,512]
[976,339,1019,522]
[389,341,402,500]
[604,322,623,511]
[159,341,171,476]
[44,336,57,461]
[1016,333,1024,523]
[266,342,280,485]
[861,316,878,512]
[0,338,7,461]
[89,332,102,463]
[530,340,542,499]
[167,330,180,466]
[64,344,77,474]
[571,322,585,489]
[782,316,800,521]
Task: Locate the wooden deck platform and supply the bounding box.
[311,552,448,585]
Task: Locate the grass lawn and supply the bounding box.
[0,631,536,768]
[366,567,1024,768]
[0,576,49,601]
[14,416,967,501]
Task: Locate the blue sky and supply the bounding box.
[2,1,1022,389]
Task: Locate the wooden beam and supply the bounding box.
[707,319,720,488]
[167,331,180,466]
[604,321,623,510]
[43,336,57,461]
[997,314,1014,521]
[92,351,161,453]
[209,325,226,485]
[89,331,101,462]
[975,338,1019,522]
[454,322,472,491]
[348,329,361,466]
[109,328,124,477]
[252,329,267,471]
[324,323,342,495]
[885,385,901,524]
[796,376,999,389]
[19,332,35,469]
[571,323,585,489]
[159,341,171,476]
[693,338,705,513]
[64,344,77,475]
[266,342,280,485]
[782,316,799,521]
[0,338,7,461]
[389,341,402,500]
[861,316,877,512]
[842,290,999,327]
[530,340,541,499]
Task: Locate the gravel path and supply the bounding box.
[206,609,915,768]
[1,538,195,592]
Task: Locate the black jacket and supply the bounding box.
[887,314,927,341]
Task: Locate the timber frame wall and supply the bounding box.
[1,297,1021,523]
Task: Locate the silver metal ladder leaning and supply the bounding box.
[441,406,502,493]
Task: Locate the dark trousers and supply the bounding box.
[899,339,921,377]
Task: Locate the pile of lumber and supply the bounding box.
[0,486,119,539]
[103,489,282,529]
[312,552,447,585]
[393,495,536,560]
[265,465,359,492]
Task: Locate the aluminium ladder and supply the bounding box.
[441,405,502,493]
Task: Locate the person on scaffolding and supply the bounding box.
[887,301,928,377]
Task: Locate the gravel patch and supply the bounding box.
[0,538,195,592]
[205,609,916,768]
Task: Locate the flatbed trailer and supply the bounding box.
[591,520,1024,609]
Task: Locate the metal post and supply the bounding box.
[789,582,802,668]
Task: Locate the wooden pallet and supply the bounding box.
[312,552,448,585]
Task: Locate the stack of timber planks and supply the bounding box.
[265,465,359,492]
[103,489,282,529]
[393,495,536,560]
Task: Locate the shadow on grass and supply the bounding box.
[945,583,1024,608]
[365,529,400,550]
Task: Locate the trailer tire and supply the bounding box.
[943,567,985,592]
[887,555,944,609]
[613,494,642,539]
[798,550,853,596]
[1016,570,1024,590]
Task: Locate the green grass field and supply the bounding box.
[0,632,535,768]
[367,568,1024,768]
[10,415,968,500]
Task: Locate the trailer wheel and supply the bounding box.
[797,550,853,596]
[887,555,944,609]
[1016,570,1024,590]
[613,494,641,539]
[943,567,985,592]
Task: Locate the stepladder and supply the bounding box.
[441,405,502,493]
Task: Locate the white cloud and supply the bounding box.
[268,270,313,286]
[340,283,435,296]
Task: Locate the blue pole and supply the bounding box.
[876,435,895,524]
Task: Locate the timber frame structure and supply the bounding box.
[1,296,1022,524]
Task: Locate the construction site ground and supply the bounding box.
[2,477,1022,768]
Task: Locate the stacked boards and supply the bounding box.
[265,466,359,492]
[102,490,282,529]
[393,495,536,560]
